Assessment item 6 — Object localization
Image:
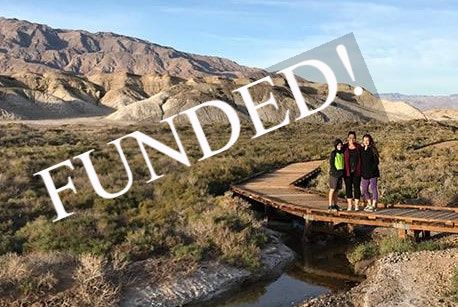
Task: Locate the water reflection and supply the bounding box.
[209,230,360,307]
[216,272,329,307]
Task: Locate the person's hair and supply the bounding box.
[363,133,379,156]
[334,138,343,149]
[348,131,356,138]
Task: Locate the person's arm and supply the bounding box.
[372,148,380,165]
[329,151,337,174]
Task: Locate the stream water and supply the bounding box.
[209,225,361,307]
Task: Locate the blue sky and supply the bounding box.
[1,0,457,95]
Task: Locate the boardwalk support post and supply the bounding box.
[264,205,271,223]
[347,224,355,235]
[302,214,315,243]
[413,230,421,241]
[422,230,431,239]
[302,219,312,243]
[398,229,408,239]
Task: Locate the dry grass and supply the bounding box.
[185,196,267,269]
[72,254,123,306]
[0,252,130,306]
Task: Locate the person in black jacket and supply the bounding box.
[343,131,363,211]
[328,139,344,211]
[360,134,380,212]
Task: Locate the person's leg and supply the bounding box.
[362,178,375,211]
[344,175,353,210]
[353,176,361,210]
[328,188,335,209]
[361,178,370,204]
[329,176,338,210]
[370,178,379,210]
[333,177,342,210]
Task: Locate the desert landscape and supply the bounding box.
[0,16,457,307]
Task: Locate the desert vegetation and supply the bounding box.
[0,119,456,304]
[346,235,452,265]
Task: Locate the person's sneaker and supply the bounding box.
[347,206,352,211]
[365,205,375,212]
[328,205,333,211]
[333,204,341,211]
[355,206,360,211]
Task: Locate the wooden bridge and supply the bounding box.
[230,161,458,238]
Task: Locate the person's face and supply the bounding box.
[363,137,370,146]
[336,143,343,151]
[348,134,356,144]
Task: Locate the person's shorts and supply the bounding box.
[329,175,343,190]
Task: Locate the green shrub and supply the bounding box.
[415,240,447,252]
[347,234,451,266]
[378,236,415,255]
[347,242,378,265]
[172,243,205,261]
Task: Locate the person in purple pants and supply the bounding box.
[360,134,380,212]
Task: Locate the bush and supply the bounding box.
[378,236,415,255]
[186,197,267,270]
[347,242,378,265]
[172,243,206,261]
[72,254,124,306]
[0,252,74,303]
[415,240,447,252]
[347,235,451,265]
[0,252,128,306]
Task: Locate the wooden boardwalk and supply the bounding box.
[230,161,458,236]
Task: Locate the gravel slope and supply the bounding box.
[302,248,458,307]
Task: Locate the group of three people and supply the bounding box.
[328,131,380,212]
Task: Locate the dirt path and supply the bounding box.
[414,139,458,150]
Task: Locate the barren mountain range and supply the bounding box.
[0,17,451,122]
[380,93,458,111]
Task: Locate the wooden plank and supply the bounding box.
[394,209,426,217]
[391,204,458,213]
[376,209,413,216]
[374,209,403,215]
[408,210,439,218]
[439,212,458,220]
[420,211,458,220]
